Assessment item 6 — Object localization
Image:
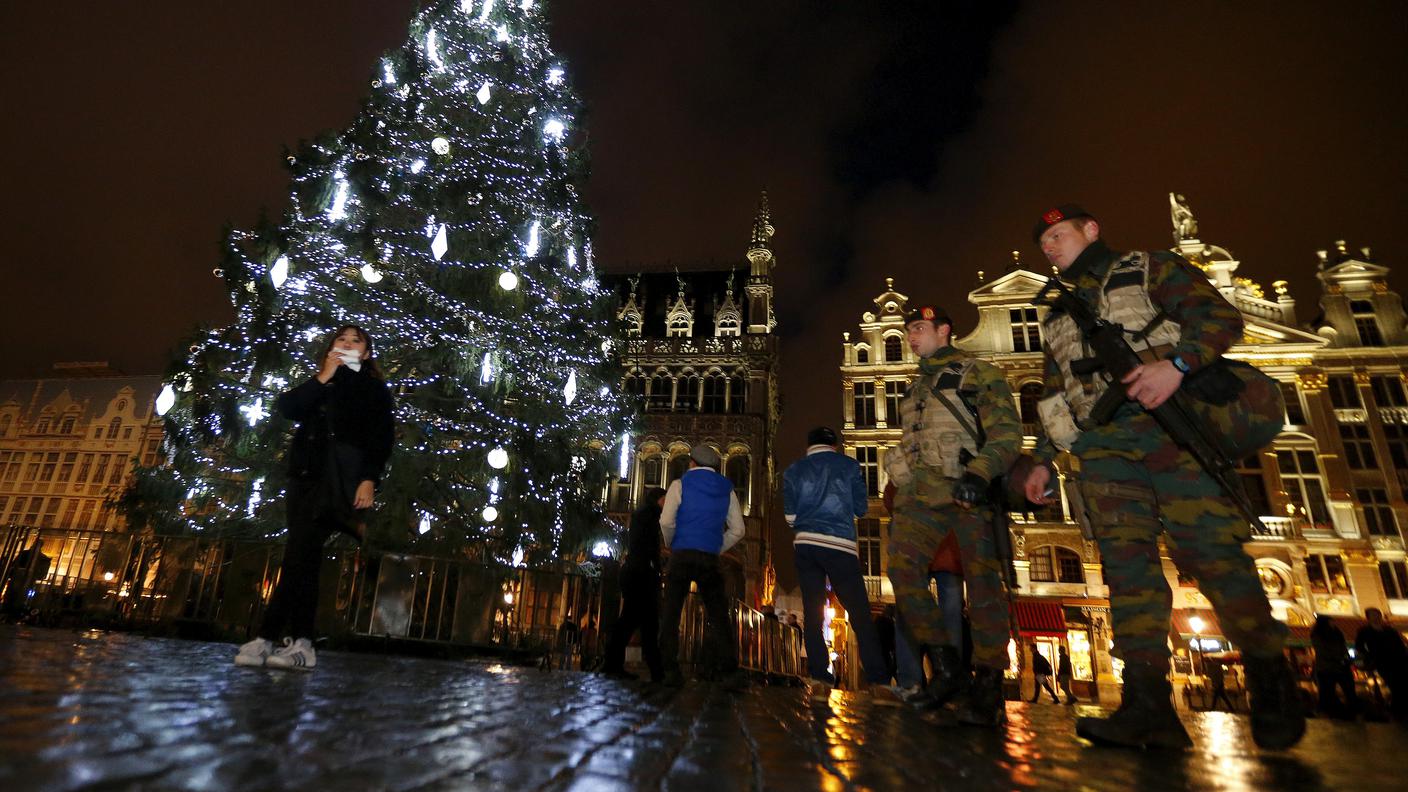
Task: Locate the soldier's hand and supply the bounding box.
[1121,359,1184,410]
[1024,464,1053,505]
[953,473,988,509]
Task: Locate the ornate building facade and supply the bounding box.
[604,193,782,605]
[0,367,163,578]
[840,195,1408,700]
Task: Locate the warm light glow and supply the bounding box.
[591,541,611,558]
[1189,615,1206,634]
[503,591,514,605]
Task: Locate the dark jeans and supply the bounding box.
[795,543,889,685]
[659,550,736,676]
[1031,673,1060,702]
[604,567,664,680]
[259,492,341,641]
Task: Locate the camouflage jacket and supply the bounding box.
[909,345,1024,483]
[1034,240,1244,462]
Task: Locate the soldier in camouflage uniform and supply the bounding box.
[885,303,1022,726]
[1022,204,1304,750]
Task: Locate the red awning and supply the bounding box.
[1171,608,1223,636]
[1012,599,1066,636]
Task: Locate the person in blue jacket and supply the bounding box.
[784,427,901,705]
[658,445,746,687]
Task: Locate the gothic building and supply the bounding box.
[840,194,1408,702]
[604,192,782,605]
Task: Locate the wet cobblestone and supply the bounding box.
[1,626,1404,790]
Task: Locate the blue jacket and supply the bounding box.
[783,447,868,554]
[662,468,745,555]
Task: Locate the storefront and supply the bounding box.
[1009,598,1117,701]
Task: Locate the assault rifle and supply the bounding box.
[1033,276,1263,529]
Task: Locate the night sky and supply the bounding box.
[4,2,1406,585]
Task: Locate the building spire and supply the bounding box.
[749,190,774,251]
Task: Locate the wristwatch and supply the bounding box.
[1169,354,1191,374]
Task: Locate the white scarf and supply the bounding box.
[337,350,363,372]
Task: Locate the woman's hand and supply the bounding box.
[353,480,376,509]
[317,349,342,384]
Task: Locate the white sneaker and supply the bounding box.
[234,637,273,668]
[265,637,316,672]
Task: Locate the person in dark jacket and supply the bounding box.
[784,426,900,705]
[1311,615,1357,718]
[234,325,394,672]
[658,445,746,687]
[602,487,668,681]
[1057,646,1077,704]
[1029,644,1060,703]
[1355,607,1408,719]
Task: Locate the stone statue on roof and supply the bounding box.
[1170,192,1199,243]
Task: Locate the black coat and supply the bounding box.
[278,366,394,489]
[1032,652,1054,676]
[622,500,663,578]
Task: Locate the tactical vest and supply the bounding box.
[1039,251,1183,450]
[884,360,981,488]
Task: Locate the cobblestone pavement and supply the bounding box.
[1,626,1405,791]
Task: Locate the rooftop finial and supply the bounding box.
[749,190,774,250]
[1170,192,1199,243]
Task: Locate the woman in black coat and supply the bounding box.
[234,325,394,672]
[601,487,668,681]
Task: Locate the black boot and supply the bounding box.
[1076,661,1191,750]
[924,645,970,707]
[953,666,1007,727]
[1244,653,1306,750]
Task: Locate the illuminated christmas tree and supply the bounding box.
[122,0,631,563]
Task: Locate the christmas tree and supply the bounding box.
[121,0,631,565]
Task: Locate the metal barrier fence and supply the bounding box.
[0,525,803,680]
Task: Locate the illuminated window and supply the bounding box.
[1029,546,1084,583]
[1277,450,1332,531]
[1306,553,1351,595]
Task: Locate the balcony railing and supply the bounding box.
[1251,516,1302,541]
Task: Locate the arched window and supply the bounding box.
[1018,382,1043,433]
[726,453,751,511]
[640,454,665,490]
[623,373,646,405]
[884,335,903,362]
[648,372,673,411]
[1028,546,1084,583]
[677,372,700,413]
[667,453,691,483]
[856,346,869,364]
[729,373,748,413]
[701,373,727,413]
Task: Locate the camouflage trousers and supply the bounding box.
[1074,411,1286,665]
[887,489,1012,668]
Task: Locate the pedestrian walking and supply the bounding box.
[601,487,667,682]
[1029,645,1060,703]
[885,303,1022,726]
[658,445,746,688]
[784,427,902,705]
[1057,646,1077,704]
[555,613,580,670]
[1311,615,1358,719]
[1355,607,1408,720]
[1021,205,1304,749]
[234,325,395,672]
[1207,660,1236,711]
